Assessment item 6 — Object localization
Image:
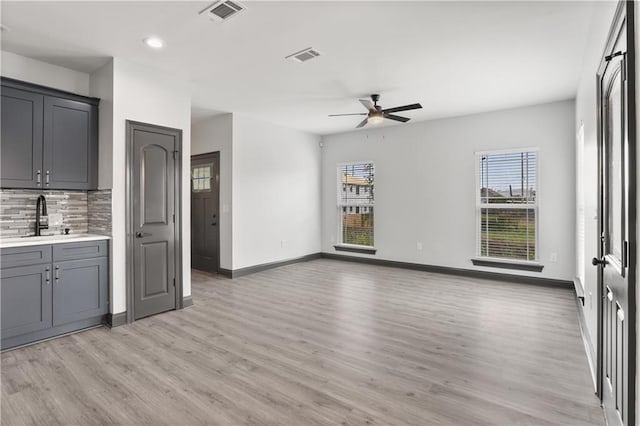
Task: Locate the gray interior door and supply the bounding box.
[596,7,635,426]
[130,124,178,320]
[191,152,220,273]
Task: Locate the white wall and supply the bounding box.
[232,115,321,269]
[574,0,618,361]
[108,58,192,313]
[192,114,233,270]
[322,100,576,281]
[1,50,90,96]
[89,60,114,190]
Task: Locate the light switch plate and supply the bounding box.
[48,213,63,226]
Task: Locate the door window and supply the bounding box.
[191,164,213,192]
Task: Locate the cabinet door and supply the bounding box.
[53,257,108,326]
[43,96,97,190]
[1,87,44,188]
[1,264,52,339]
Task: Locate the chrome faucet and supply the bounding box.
[35,195,48,236]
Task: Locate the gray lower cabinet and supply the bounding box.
[1,264,52,339]
[53,257,108,326]
[0,241,109,350]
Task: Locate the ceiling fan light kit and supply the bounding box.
[368,114,384,125]
[329,94,423,128]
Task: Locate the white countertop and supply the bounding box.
[0,234,110,249]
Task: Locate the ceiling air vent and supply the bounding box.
[286,47,321,63]
[200,0,246,22]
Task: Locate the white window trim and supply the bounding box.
[475,148,540,262]
[336,161,375,248]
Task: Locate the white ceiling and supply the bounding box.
[1,1,596,135]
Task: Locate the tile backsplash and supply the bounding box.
[0,189,112,238]
[88,189,112,236]
[0,190,89,238]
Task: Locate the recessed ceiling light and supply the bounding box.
[143,37,164,49]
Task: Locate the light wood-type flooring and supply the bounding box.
[2,259,604,425]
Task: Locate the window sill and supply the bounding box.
[471,258,544,272]
[334,244,377,255]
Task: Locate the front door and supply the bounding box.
[127,121,181,320]
[596,3,636,426]
[191,152,220,273]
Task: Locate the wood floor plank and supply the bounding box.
[2,259,603,425]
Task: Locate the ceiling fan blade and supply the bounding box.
[328,113,368,117]
[356,117,369,128]
[384,113,410,123]
[359,99,374,111]
[382,103,422,114]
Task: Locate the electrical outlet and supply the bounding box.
[416,242,423,251]
[549,252,558,262]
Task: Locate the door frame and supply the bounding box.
[190,151,221,273]
[595,1,636,424]
[125,120,183,323]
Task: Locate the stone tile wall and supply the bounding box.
[88,189,112,236]
[0,190,88,237]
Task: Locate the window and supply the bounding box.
[477,150,537,262]
[191,164,213,192]
[337,163,374,247]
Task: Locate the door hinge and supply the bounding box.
[605,51,625,62]
[173,151,179,160]
[173,213,175,223]
[173,278,176,287]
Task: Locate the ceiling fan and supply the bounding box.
[329,94,422,128]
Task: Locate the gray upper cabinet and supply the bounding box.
[44,96,98,190]
[0,78,99,190]
[1,87,44,188]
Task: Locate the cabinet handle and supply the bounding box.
[45,170,50,186]
[45,267,50,282]
[36,170,41,185]
[55,266,60,280]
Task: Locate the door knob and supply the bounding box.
[136,232,149,238]
[592,257,607,266]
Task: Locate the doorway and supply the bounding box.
[595,2,636,426]
[125,120,183,322]
[190,152,220,273]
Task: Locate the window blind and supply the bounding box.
[477,151,537,261]
[337,163,374,247]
